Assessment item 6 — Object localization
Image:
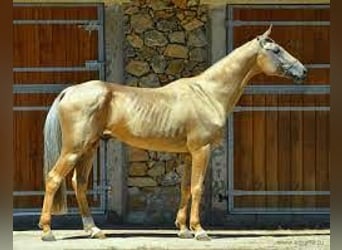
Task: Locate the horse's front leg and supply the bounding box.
[71,149,105,239]
[189,144,211,241]
[175,154,193,238]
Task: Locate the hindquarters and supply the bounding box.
[58,81,112,150]
[43,80,112,214]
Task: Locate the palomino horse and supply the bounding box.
[39,26,307,241]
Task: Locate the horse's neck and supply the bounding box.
[200,40,260,112]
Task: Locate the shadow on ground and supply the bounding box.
[59,231,330,241]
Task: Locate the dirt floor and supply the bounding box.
[13,229,330,250]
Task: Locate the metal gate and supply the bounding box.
[226,4,330,214]
[13,3,107,216]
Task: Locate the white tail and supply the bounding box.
[43,91,68,214]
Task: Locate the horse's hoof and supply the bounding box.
[41,231,56,241]
[194,230,211,241]
[177,229,193,239]
[90,228,106,239]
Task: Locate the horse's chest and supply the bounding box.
[187,111,225,148]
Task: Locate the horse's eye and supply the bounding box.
[273,47,280,54]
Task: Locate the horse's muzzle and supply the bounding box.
[293,74,306,84]
[289,64,307,85]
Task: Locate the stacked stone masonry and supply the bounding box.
[122,0,209,224]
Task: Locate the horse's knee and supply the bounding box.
[65,152,81,167]
[191,185,203,195]
[45,174,62,193]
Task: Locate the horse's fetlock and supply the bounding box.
[82,216,96,230]
[190,222,201,232]
[39,215,51,229]
[176,213,186,225]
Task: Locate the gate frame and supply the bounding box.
[13,2,108,216]
[226,4,330,215]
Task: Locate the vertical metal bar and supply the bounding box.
[227,113,235,213]
[97,4,106,212]
[99,140,106,212]
[226,5,235,213]
[227,5,234,53]
[97,4,106,81]
[93,2,104,203]
[92,149,98,202]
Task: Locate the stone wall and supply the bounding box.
[122,0,209,225]
[123,0,208,87]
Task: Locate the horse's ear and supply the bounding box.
[262,24,273,37]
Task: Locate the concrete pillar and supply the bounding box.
[207,4,229,224]
[104,4,127,222]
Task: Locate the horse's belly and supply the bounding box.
[105,127,188,153]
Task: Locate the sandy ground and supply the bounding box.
[13,229,330,250]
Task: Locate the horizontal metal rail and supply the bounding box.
[13,208,105,217]
[13,66,98,73]
[13,19,99,25]
[244,85,330,94]
[305,64,330,69]
[230,208,330,215]
[13,84,330,95]
[13,106,50,111]
[13,3,104,7]
[234,106,330,112]
[231,4,330,9]
[13,84,70,94]
[231,190,330,196]
[13,188,110,196]
[232,20,330,26]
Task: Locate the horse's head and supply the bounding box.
[255,25,307,84]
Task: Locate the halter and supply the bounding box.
[281,60,298,77]
[257,36,298,77]
[257,36,275,48]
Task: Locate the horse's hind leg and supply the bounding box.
[39,152,81,241]
[71,148,105,239]
[175,154,193,239]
